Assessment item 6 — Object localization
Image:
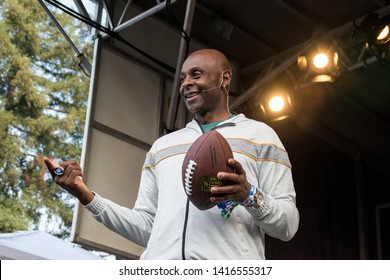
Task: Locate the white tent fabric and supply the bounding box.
[0,231,103,260]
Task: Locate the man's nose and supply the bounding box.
[179,77,193,92]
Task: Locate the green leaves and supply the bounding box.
[0,0,92,237]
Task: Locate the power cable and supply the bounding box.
[45,0,176,73]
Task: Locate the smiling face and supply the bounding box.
[179,49,232,124]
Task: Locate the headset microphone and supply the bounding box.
[201,80,224,93]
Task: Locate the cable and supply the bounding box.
[44,0,175,73]
[166,0,191,44]
[181,198,190,260]
[46,0,193,133]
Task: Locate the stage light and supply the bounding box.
[376,25,390,44]
[298,47,339,83]
[358,13,390,56]
[260,90,294,122]
[269,96,285,112]
[312,53,329,69]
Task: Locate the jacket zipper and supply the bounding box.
[181,119,236,259]
[181,120,204,260]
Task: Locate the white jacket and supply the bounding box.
[85,114,299,259]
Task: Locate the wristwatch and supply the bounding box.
[251,190,263,209]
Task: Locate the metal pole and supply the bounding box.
[73,0,92,31]
[113,0,178,34]
[230,40,313,110]
[39,0,81,55]
[38,0,92,74]
[166,0,197,131]
[118,0,134,26]
[347,55,378,71]
[92,0,104,39]
[354,152,369,259]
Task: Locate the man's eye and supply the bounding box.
[193,72,201,79]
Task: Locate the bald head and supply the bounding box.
[179,49,233,123]
[185,49,232,74]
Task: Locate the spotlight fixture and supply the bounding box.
[360,13,390,46]
[298,46,340,83]
[312,53,329,69]
[377,25,390,44]
[359,13,390,56]
[269,96,285,112]
[259,89,294,122]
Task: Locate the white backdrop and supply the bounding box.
[71,41,162,259]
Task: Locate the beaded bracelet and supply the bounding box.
[240,184,256,207]
[217,184,257,219]
[217,200,239,220]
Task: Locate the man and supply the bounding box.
[45,49,299,259]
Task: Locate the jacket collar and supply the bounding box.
[186,113,244,133]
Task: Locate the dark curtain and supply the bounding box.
[263,120,388,260]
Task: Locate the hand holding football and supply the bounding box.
[182,130,234,210]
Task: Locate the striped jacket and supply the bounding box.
[85,114,299,259]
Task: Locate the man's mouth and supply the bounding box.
[185,91,201,99]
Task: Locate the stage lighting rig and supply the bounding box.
[297,42,340,83]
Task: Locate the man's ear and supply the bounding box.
[221,70,232,88]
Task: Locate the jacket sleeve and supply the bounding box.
[245,129,299,241]
[84,155,158,247]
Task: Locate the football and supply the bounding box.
[182,130,234,210]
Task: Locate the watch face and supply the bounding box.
[253,191,263,209]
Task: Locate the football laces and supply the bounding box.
[184,160,197,195]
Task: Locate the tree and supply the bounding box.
[0,0,93,238]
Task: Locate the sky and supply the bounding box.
[56,0,108,28]
[59,0,95,12]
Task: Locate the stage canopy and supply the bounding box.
[0,231,103,260]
